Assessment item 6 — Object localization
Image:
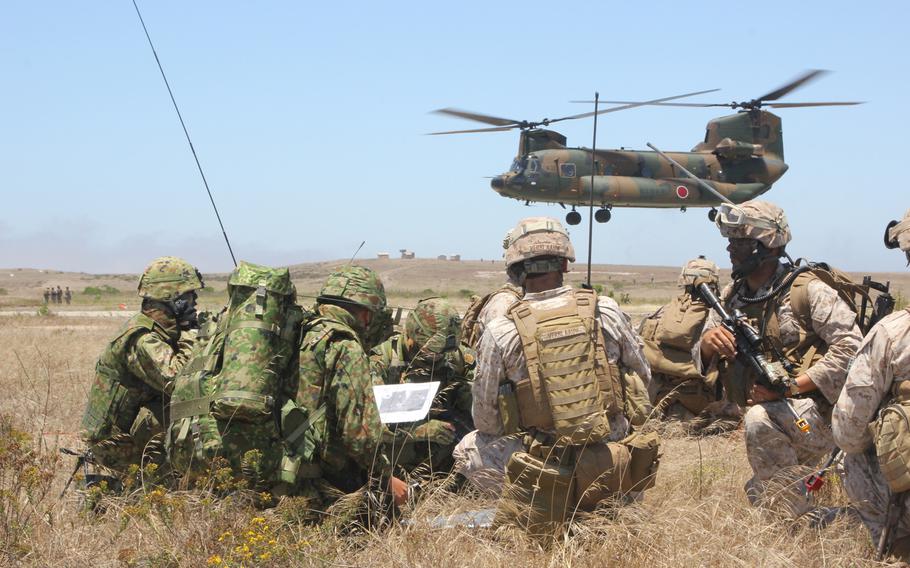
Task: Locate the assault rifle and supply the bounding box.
[696,283,810,434]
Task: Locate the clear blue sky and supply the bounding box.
[1,1,906,273]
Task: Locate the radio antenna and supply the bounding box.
[130,0,237,267]
[585,92,599,287]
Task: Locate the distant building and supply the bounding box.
[377,252,390,260]
[399,249,415,260]
[448,254,461,262]
[437,254,447,261]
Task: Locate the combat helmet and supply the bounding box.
[406,297,461,355]
[677,256,719,288]
[885,208,910,264]
[503,217,575,276]
[714,200,791,249]
[137,256,204,301]
[318,265,387,312]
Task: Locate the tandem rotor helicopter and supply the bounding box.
[430,70,861,226]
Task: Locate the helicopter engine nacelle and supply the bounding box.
[713,137,764,161]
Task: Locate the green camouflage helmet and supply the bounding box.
[318,265,387,312]
[405,297,461,355]
[137,256,204,301]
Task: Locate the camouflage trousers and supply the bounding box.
[89,408,167,475]
[842,449,910,549]
[452,430,525,494]
[743,397,835,517]
[388,439,458,476]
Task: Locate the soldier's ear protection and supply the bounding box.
[885,220,900,249]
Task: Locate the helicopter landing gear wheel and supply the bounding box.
[708,208,718,222]
[594,208,612,223]
[566,210,582,226]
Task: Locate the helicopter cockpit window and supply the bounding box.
[510,158,525,173]
[559,163,576,178]
[527,157,540,173]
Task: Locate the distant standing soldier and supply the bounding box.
[639,256,737,432]
[64,286,72,305]
[833,208,910,559]
[43,288,50,304]
[56,286,63,304]
[50,287,58,304]
[295,266,407,516]
[454,217,656,530]
[697,200,861,519]
[371,297,475,474]
[80,256,203,478]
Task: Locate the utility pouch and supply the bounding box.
[498,383,521,435]
[573,442,632,509]
[621,431,661,492]
[873,401,910,493]
[495,450,575,536]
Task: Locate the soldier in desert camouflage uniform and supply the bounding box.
[371,297,475,474]
[295,266,406,512]
[454,217,652,496]
[697,200,861,518]
[461,275,523,350]
[81,256,203,476]
[833,208,910,558]
[641,256,723,422]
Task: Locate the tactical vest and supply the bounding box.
[640,291,710,381]
[81,313,162,443]
[461,284,522,348]
[717,273,826,406]
[508,288,623,445]
[873,311,910,493]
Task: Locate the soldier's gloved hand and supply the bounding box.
[411,420,456,446]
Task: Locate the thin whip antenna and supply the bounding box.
[349,241,366,264]
[130,0,237,267]
[586,92,599,287]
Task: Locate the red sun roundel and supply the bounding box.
[675,185,689,199]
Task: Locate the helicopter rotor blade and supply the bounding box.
[757,69,828,102]
[426,125,518,135]
[571,100,729,107]
[431,108,521,127]
[764,101,864,108]
[551,88,720,123]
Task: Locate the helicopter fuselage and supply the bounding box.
[491,145,787,208]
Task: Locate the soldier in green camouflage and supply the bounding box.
[295,265,407,513]
[81,256,203,478]
[370,297,475,475]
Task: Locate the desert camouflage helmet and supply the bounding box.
[318,265,386,312]
[885,208,910,265]
[677,256,719,287]
[137,256,204,301]
[405,297,461,355]
[502,216,575,268]
[715,200,791,248]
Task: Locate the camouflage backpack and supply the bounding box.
[166,261,313,489]
[461,284,522,348]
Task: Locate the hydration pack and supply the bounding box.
[461,284,522,348]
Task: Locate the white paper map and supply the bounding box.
[373,381,440,424]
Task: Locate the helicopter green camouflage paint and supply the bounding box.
[491,110,784,210]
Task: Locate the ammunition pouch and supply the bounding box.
[873,381,910,493]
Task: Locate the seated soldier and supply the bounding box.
[81,256,202,482]
[370,297,475,475]
[639,256,741,434]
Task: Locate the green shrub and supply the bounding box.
[83,285,119,295]
[0,288,7,296]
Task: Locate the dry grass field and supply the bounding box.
[2,259,907,567]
